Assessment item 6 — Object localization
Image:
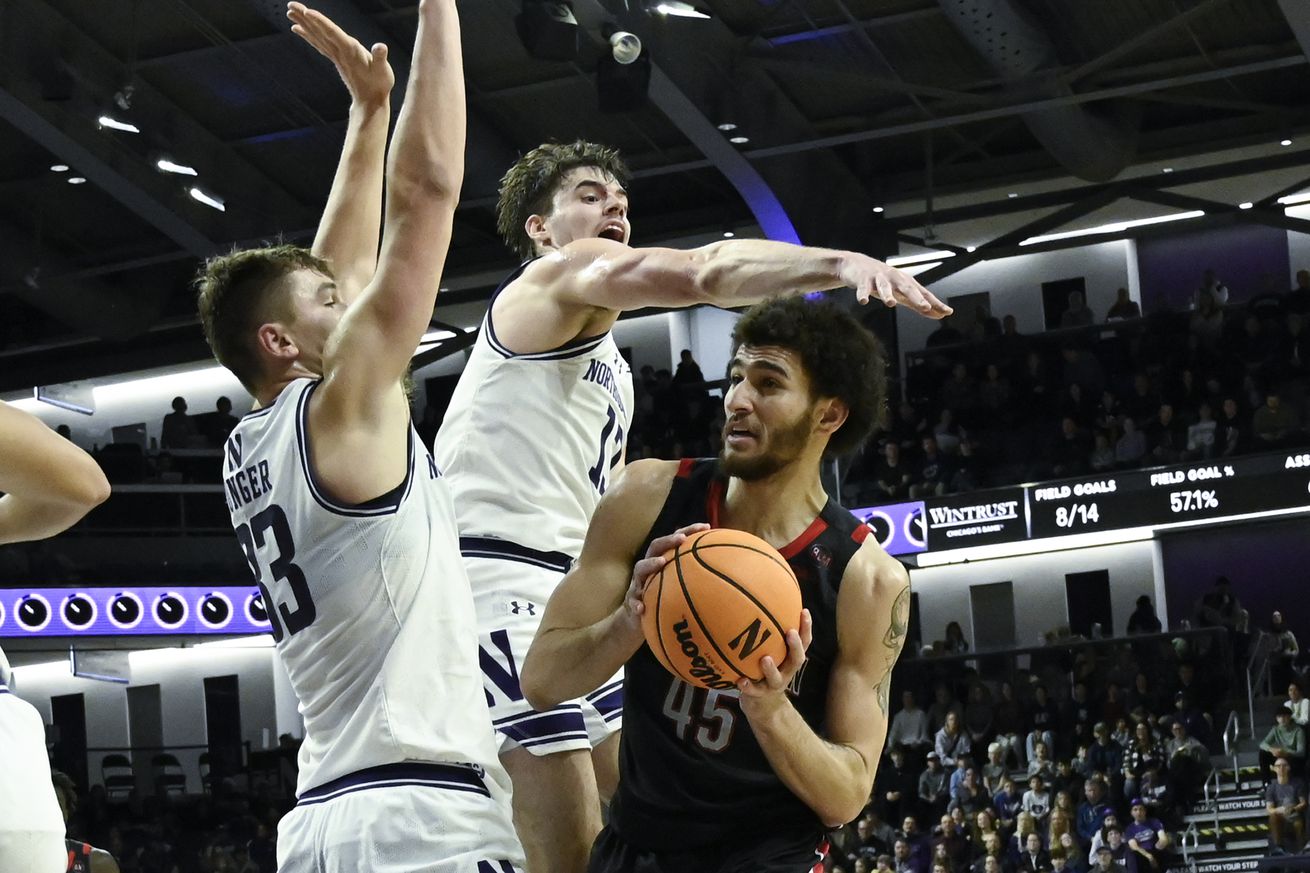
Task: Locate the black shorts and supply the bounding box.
[587,824,823,873]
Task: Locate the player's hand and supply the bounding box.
[619,523,710,632]
[738,608,812,709]
[288,2,395,109]
[840,253,952,317]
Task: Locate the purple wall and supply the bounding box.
[1159,517,1310,642]
[1137,224,1290,312]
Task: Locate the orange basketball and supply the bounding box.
[641,528,802,690]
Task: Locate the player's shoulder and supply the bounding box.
[513,238,634,294]
[608,458,683,500]
[839,536,910,617]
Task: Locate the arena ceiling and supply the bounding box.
[3,0,1310,390]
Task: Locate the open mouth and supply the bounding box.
[598,225,626,243]
[725,423,757,446]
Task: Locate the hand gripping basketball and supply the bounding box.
[622,523,710,628]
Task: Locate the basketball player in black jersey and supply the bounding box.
[521,297,912,872]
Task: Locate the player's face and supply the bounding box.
[273,269,345,376]
[721,345,835,481]
[532,167,630,251]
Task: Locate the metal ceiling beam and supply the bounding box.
[1061,0,1237,85]
[761,7,941,47]
[1125,186,1310,236]
[740,55,1305,162]
[1278,0,1310,63]
[748,55,992,105]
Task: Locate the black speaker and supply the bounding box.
[515,1,579,62]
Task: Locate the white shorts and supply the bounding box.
[276,763,523,873]
[461,541,624,757]
[0,830,66,873]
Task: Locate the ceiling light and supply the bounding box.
[50,164,69,173]
[97,115,140,134]
[872,206,885,214]
[1007,192,1018,199]
[722,231,735,238]
[1162,167,1174,174]
[716,122,737,132]
[1019,210,1205,247]
[729,135,750,145]
[156,158,198,176]
[67,176,86,185]
[189,187,225,212]
[654,1,711,18]
[1282,139,1293,147]
[966,245,977,253]
[608,31,642,65]
[885,250,957,268]
[1278,192,1310,206]
[1239,202,1254,210]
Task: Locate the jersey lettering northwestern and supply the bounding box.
[435,261,634,559]
[611,459,870,851]
[223,379,501,796]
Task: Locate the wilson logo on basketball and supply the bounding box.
[672,620,736,690]
[728,619,772,659]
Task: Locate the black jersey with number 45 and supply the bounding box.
[610,458,871,851]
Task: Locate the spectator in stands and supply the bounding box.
[1287,680,1309,728]
[893,837,926,873]
[1182,402,1217,460]
[1265,756,1307,854]
[933,409,966,455]
[55,423,72,440]
[1125,597,1161,636]
[1105,288,1140,321]
[927,319,965,349]
[972,832,1006,873]
[945,622,971,655]
[1050,846,1083,873]
[966,684,996,747]
[891,693,934,760]
[1123,799,1170,873]
[1088,432,1115,473]
[671,348,704,392]
[1144,403,1184,464]
[1027,685,1058,764]
[872,442,914,502]
[1196,268,1230,307]
[1067,683,1095,750]
[994,682,1027,769]
[1101,685,1127,730]
[854,812,897,860]
[1028,742,1055,782]
[1051,417,1091,477]
[1061,292,1094,329]
[879,745,920,825]
[1016,831,1051,873]
[937,711,973,769]
[920,752,950,820]
[979,364,1012,417]
[951,764,987,817]
[1170,691,1211,749]
[1114,418,1146,468]
[1260,705,1306,779]
[929,683,965,734]
[1289,269,1310,314]
[995,777,1023,832]
[1048,808,1078,857]
[935,813,971,869]
[204,396,240,447]
[1022,775,1052,827]
[1018,352,1057,419]
[1091,844,1118,872]
[1077,779,1108,845]
[1252,389,1300,448]
[1122,723,1165,804]
[160,396,196,449]
[1122,374,1158,428]
[911,436,953,498]
[1188,290,1225,352]
[982,743,1009,797]
[941,364,977,418]
[1217,396,1247,456]
[1165,719,1207,810]
[1197,579,1244,659]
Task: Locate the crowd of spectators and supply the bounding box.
[841,271,1310,506]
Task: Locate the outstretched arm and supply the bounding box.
[0,402,110,545]
[289,2,394,302]
[736,545,911,827]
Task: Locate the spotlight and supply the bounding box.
[189,187,225,212]
[67,176,87,185]
[966,245,977,253]
[1006,192,1018,199]
[872,206,885,214]
[97,115,140,133]
[597,44,650,113]
[1282,139,1293,147]
[515,1,579,62]
[156,158,198,176]
[728,135,750,145]
[723,230,735,238]
[653,1,711,18]
[716,122,737,132]
[50,164,69,173]
[608,31,642,65]
[1162,168,1174,174]
[1239,202,1254,210]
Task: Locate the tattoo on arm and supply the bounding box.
[876,674,891,715]
[884,583,910,650]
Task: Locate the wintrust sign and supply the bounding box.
[923,489,1027,550]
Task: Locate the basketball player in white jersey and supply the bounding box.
[434,141,950,871]
[0,402,109,873]
[196,3,520,871]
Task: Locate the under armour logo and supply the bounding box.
[510,601,536,616]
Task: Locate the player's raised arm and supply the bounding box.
[0,401,110,545]
[317,0,463,410]
[521,460,704,709]
[289,2,394,303]
[737,543,911,828]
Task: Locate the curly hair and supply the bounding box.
[496,140,630,260]
[731,297,888,459]
[195,244,332,394]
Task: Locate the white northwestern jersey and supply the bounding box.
[223,378,501,796]
[436,261,635,559]
[0,684,64,836]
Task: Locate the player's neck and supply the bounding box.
[255,364,320,409]
[720,460,828,551]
